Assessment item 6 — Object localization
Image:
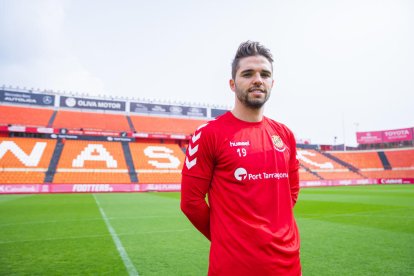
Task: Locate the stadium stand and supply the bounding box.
[0,137,56,183]
[53,140,131,184]
[130,115,207,135]
[385,149,414,168]
[53,110,131,131]
[0,105,53,127]
[329,149,414,179]
[360,148,414,179]
[329,151,384,169]
[0,88,413,189]
[362,170,414,179]
[297,149,363,179]
[298,168,321,181]
[129,142,185,183]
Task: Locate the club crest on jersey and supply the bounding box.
[272,135,286,152]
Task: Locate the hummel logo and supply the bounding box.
[197,123,208,131]
[188,144,199,156]
[185,157,197,170]
[186,123,209,170]
[192,132,201,143]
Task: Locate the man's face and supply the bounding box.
[230,55,274,109]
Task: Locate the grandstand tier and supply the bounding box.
[1,92,413,192]
[0,137,413,188]
[0,137,56,183]
[129,142,185,184]
[53,110,131,132]
[130,115,207,135]
[0,105,54,127]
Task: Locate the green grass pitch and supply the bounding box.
[0,184,413,275]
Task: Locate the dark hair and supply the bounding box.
[231,41,274,79]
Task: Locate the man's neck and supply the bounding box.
[231,103,264,123]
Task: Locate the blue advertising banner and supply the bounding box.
[130,102,207,118]
[0,90,55,106]
[60,96,126,112]
[211,108,228,118]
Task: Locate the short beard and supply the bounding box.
[235,86,269,109]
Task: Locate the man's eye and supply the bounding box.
[261,73,271,78]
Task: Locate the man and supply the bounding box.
[181,41,301,275]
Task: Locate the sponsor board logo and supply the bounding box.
[151,105,167,112]
[144,184,181,191]
[0,185,38,193]
[42,96,53,105]
[380,179,402,184]
[170,106,183,114]
[37,127,54,134]
[189,107,202,113]
[72,184,114,192]
[384,130,409,137]
[65,97,77,107]
[132,103,148,112]
[8,125,26,132]
[65,97,122,110]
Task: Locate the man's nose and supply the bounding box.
[252,73,263,85]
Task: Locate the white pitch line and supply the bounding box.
[93,194,139,276]
[0,228,193,245]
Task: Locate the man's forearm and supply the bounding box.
[181,198,211,240]
[181,175,211,240]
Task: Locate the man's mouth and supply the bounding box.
[248,88,265,94]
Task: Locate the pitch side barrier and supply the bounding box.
[0,179,413,194]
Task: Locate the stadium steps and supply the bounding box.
[319,150,358,172]
[121,142,138,183]
[378,151,392,170]
[300,164,323,180]
[126,116,136,132]
[47,110,58,128]
[44,139,65,183]
[318,150,367,178]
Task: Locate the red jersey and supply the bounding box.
[181,112,301,276]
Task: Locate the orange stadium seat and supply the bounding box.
[329,151,383,169]
[362,170,414,179]
[316,171,362,180]
[356,148,414,179]
[384,149,414,168]
[0,137,56,183]
[130,115,207,135]
[299,169,321,181]
[0,172,45,184]
[53,140,130,184]
[0,105,53,127]
[297,149,363,180]
[129,142,185,184]
[53,110,131,131]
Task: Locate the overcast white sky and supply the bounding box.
[0,0,413,146]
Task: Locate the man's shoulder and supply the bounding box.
[193,112,230,134]
[265,117,293,133]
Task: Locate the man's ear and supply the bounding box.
[229,79,236,92]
